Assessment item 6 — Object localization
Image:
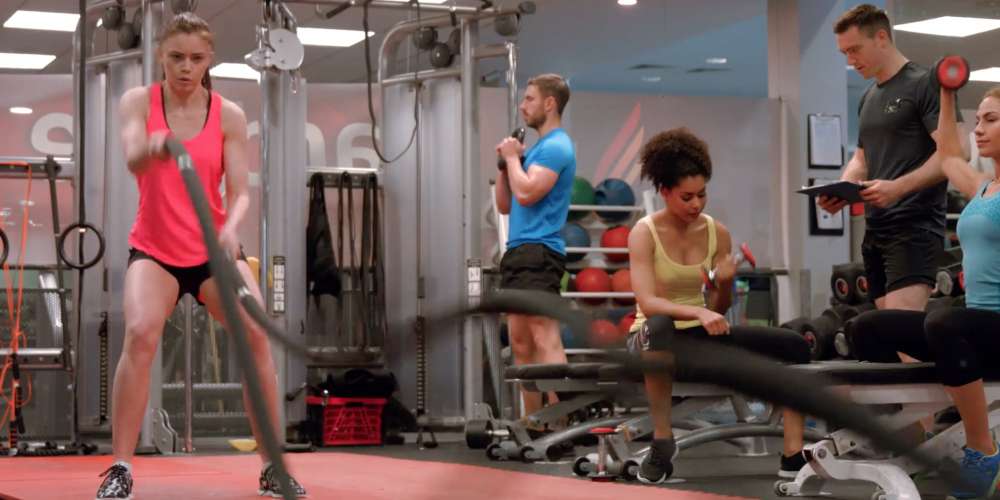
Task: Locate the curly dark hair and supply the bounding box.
[639,127,712,190]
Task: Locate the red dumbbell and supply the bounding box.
[935,55,970,91]
[701,242,756,290]
[588,427,617,482]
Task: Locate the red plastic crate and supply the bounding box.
[306,396,385,446]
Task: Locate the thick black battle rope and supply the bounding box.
[163,139,295,500]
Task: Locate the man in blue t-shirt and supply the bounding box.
[495,73,576,418]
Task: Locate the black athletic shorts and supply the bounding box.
[128,247,247,305]
[861,227,943,300]
[499,243,566,295]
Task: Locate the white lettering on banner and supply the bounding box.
[246,120,380,168]
[30,112,74,156]
[337,122,379,169]
[249,120,329,165]
[305,123,326,166]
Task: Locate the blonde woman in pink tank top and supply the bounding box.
[626,128,812,484]
[95,13,306,500]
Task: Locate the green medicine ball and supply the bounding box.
[568,177,594,221]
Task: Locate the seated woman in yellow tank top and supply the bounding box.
[626,128,811,484]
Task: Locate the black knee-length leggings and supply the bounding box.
[635,314,811,365]
[848,307,1000,387]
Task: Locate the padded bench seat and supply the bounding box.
[506,359,964,386]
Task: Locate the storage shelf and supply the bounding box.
[566,261,630,270]
[569,204,641,212]
[561,291,635,299]
[566,246,628,254]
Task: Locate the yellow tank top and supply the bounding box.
[630,213,717,331]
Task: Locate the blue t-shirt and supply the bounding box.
[956,180,1000,312]
[507,128,576,255]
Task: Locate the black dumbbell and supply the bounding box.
[831,262,864,305]
[117,8,142,50]
[495,14,520,37]
[832,302,875,359]
[933,55,971,91]
[801,314,840,360]
[101,2,125,30]
[447,28,461,55]
[934,262,963,297]
[834,317,858,359]
[855,273,870,303]
[497,127,526,170]
[465,419,510,449]
[783,316,829,359]
[429,42,454,69]
[412,26,437,50]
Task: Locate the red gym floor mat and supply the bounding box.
[0,453,750,499]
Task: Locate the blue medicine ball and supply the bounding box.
[560,323,581,348]
[594,178,635,222]
[560,222,590,262]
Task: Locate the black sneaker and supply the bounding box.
[95,464,133,500]
[637,438,676,484]
[259,464,308,498]
[778,451,807,478]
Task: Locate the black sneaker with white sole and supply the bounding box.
[258,464,308,498]
[778,451,807,478]
[637,437,677,484]
[95,464,133,500]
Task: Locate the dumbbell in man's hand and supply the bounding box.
[497,127,526,170]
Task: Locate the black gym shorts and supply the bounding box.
[499,243,566,295]
[128,247,248,305]
[861,227,943,300]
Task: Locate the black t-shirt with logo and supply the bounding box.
[857,61,953,237]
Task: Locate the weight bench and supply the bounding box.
[467,350,644,462]
[490,353,807,463]
[774,360,1000,499]
[520,357,1000,499]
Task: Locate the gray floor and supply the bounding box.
[345,438,947,499]
[146,434,947,499]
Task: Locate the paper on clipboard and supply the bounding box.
[809,114,843,167]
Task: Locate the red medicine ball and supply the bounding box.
[611,269,634,305]
[601,226,630,262]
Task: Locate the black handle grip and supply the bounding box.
[498,127,526,170]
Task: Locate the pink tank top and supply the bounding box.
[128,82,226,267]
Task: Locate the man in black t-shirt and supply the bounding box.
[820,4,958,315]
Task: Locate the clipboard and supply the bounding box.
[796,181,864,204]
